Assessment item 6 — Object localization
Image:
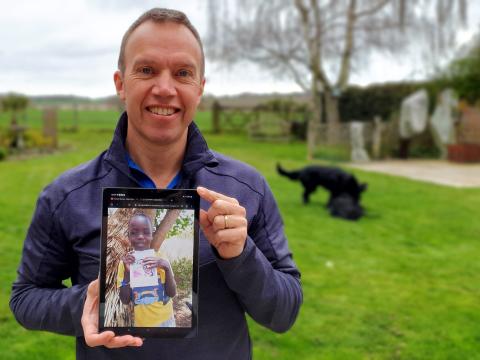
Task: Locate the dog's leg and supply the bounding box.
[327,193,333,208]
[303,187,315,204]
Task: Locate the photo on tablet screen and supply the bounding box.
[99,188,199,337]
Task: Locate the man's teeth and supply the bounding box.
[148,106,176,115]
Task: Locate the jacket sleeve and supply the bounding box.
[215,178,303,333]
[9,190,88,337]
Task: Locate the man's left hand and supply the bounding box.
[81,279,143,348]
[197,186,247,259]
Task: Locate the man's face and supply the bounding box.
[128,215,153,251]
[114,21,205,147]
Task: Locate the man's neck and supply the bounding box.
[125,132,187,188]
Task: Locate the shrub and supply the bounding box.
[0,146,7,161]
[24,129,54,148]
[437,46,480,104]
[171,257,193,295]
[338,81,440,122]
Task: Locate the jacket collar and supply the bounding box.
[105,112,219,180]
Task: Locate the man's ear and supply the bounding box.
[114,70,126,102]
[196,77,206,106]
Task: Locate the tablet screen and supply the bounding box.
[99,187,199,338]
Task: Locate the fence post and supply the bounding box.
[372,116,383,159]
[212,101,221,134]
[43,107,58,149]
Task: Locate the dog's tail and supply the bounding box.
[276,163,301,180]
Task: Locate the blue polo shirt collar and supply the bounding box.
[126,153,182,189]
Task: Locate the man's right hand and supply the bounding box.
[81,279,143,348]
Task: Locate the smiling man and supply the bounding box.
[10,8,302,360]
[115,19,205,189]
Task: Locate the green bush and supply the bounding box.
[171,257,193,295]
[0,146,7,160]
[338,81,441,122]
[23,129,54,148]
[437,46,480,104]
[255,99,309,114]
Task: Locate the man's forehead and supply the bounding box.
[132,54,199,70]
[125,20,202,59]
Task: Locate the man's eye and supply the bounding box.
[140,67,153,75]
[177,69,190,77]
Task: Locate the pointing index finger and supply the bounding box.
[197,186,239,205]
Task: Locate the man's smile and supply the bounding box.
[146,105,179,116]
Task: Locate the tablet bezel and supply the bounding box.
[99,187,199,338]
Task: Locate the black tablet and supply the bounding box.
[99,187,199,338]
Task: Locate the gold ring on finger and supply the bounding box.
[224,215,229,229]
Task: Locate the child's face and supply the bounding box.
[128,215,153,251]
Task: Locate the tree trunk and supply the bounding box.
[325,91,341,145]
[336,0,356,90]
[307,83,323,161]
[151,209,180,251]
[10,111,17,126]
[105,208,138,327]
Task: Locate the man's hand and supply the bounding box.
[81,279,143,348]
[197,186,247,259]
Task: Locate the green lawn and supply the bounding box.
[1,110,479,359]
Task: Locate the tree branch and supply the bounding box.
[355,0,390,19]
[283,61,310,91]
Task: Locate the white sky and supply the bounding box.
[0,0,478,98]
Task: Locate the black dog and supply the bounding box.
[276,164,367,220]
[328,193,364,221]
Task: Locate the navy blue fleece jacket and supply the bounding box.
[10,113,302,360]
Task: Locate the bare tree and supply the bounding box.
[206,0,467,159]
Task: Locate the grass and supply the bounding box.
[1,109,480,359]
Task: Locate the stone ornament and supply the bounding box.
[399,89,429,139]
[350,122,370,162]
[430,89,457,158]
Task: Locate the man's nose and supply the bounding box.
[152,71,176,97]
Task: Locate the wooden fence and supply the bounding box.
[211,101,309,141]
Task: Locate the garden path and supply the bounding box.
[347,160,480,188]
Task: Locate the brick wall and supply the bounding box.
[458,106,480,145]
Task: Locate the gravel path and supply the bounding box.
[347,160,480,188]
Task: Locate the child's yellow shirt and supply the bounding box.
[117,251,174,326]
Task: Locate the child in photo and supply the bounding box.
[117,213,177,327]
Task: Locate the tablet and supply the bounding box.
[99,187,199,338]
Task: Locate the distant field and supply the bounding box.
[1,109,479,359]
[0,108,212,131]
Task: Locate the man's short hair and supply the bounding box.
[117,8,205,78]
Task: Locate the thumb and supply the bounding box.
[83,279,100,317]
[87,279,99,297]
[199,209,211,230]
[199,209,215,243]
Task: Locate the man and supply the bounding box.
[10,8,302,359]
